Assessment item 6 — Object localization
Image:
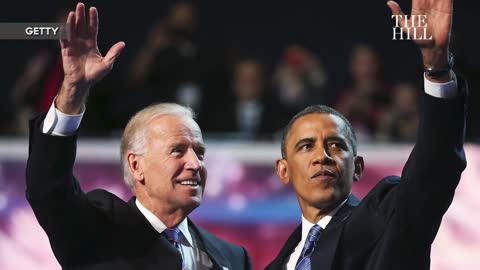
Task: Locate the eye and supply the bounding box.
[171,146,186,157]
[195,149,205,161]
[299,143,313,151]
[328,142,345,150]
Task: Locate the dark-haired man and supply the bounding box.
[265,0,468,269]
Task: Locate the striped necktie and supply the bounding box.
[164,227,186,270]
[295,224,323,270]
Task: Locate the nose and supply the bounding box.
[312,146,333,165]
[185,148,201,171]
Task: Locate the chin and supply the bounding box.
[310,191,341,209]
[182,196,202,211]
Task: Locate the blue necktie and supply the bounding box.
[164,227,186,270]
[295,224,323,270]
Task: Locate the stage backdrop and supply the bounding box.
[0,140,479,270]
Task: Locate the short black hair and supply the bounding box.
[281,105,358,159]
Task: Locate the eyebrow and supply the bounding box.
[169,142,206,152]
[293,135,348,150]
[324,135,347,143]
[195,143,207,153]
[294,137,316,149]
[168,143,185,150]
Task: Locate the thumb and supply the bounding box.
[103,41,126,66]
[387,1,404,16]
[387,1,409,29]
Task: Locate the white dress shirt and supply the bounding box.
[284,198,347,270]
[135,199,205,270]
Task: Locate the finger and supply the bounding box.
[387,1,410,30]
[60,37,69,50]
[88,7,99,40]
[387,1,405,17]
[103,41,126,66]
[64,11,75,45]
[75,2,87,36]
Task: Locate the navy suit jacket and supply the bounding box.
[25,115,252,270]
[265,81,468,270]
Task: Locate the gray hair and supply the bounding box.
[120,103,195,189]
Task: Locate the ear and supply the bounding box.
[127,152,145,184]
[353,155,364,182]
[276,159,290,185]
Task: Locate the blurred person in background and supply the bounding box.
[121,0,229,135]
[271,45,329,133]
[128,0,203,111]
[266,0,469,269]
[206,58,279,140]
[25,3,252,270]
[335,43,390,141]
[376,82,420,142]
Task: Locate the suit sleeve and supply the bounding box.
[25,113,109,266]
[394,77,468,243]
[242,246,254,270]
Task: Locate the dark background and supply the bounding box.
[1,0,479,139]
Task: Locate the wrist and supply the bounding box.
[425,70,454,83]
[423,51,454,83]
[56,82,89,114]
[421,48,450,69]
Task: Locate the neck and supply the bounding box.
[299,200,343,224]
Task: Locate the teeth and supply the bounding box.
[179,180,199,186]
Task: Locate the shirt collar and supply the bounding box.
[300,197,349,244]
[135,199,194,247]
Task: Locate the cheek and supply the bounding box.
[337,158,355,180]
[200,164,207,180]
[336,153,351,167]
[289,159,311,180]
[147,158,184,180]
[290,163,309,186]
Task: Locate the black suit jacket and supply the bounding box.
[25,115,252,270]
[266,81,468,270]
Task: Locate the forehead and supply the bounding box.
[287,113,348,144]
[147,115,203,143]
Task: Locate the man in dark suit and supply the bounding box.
[266,0,468,269]
[26,3,252,270]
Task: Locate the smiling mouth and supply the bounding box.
[176,179,201,187]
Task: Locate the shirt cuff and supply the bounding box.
[424,72,459,99]
[41,97,85,136]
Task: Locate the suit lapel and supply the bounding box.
[125,197,183,267]
[310,195,360,270]
[188,219,232,270]
[125,197,160,236]
[265,224,302,270]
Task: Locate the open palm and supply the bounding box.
[61,3,125,90]
[387,0,452,67]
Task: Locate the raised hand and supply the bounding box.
[57,2,125,114]
[387,0,452,71]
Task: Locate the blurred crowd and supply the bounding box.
[3,1,479,143]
